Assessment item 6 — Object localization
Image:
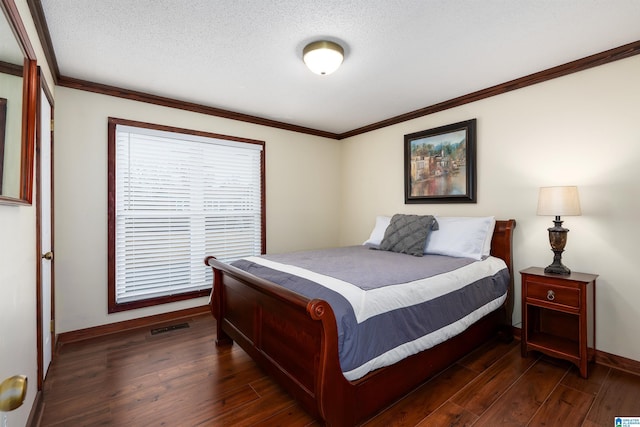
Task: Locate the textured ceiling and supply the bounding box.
[39,0,640,134]
[1,8,24,65]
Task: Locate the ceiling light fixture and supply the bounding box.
[303,40,344,76]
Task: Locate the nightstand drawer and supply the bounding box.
[526,281,580,308]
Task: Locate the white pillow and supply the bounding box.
[482,217,497,257]
[363,215,391,246]
[424,216,495,260]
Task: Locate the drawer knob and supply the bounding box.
[547,290,555,301]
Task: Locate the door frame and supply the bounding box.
[35,68,55,389]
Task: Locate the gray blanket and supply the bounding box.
[257,245,474,290]
[231,245,509,379]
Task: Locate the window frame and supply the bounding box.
[107,117,266,313]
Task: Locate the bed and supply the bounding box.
[205,217,515,426]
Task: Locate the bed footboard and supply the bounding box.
[205,256,353,423]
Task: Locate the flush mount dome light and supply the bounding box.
[303,40,344,75]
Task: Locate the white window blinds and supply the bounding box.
[115,124,263,304]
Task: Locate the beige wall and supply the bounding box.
[53,87,342,333]
[340,55,640,363]
[0,1,55,426]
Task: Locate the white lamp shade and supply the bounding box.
[303,41,344,75]
[537,186,581,216]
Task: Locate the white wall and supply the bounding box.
[53,88,342,333]
[0,1,55,426]
[340,56,640,363]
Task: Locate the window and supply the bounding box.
[108,118,265,312]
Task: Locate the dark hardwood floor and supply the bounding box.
[38,313,640,426]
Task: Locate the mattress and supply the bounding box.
[231,245,509,380]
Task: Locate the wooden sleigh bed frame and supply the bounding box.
[205,219,516,426]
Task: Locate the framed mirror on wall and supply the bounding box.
[0,0,38,205]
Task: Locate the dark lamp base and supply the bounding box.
[545,216,571,275]
[544,262,571,275]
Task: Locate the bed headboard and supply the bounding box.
[490,219,516,275]
[490,219,516,329]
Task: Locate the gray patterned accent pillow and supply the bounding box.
[379,214,438,256]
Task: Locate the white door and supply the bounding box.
[39,85,53,382]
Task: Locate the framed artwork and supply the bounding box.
[404,118,476,204]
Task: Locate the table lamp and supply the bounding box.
[536,186,581,275]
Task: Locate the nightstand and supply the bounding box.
[520,267,597,378]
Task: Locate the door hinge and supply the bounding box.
[50,320,54,333]
[50,119,54,132]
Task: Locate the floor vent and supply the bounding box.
[150,323,190,335]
